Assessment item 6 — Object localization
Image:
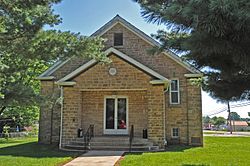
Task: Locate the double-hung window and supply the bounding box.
[170,79,180,104]
[172,128,179,138]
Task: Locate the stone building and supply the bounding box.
[37,15,203,150]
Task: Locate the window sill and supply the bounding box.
[114,45,124,48]
[169,103,182,108]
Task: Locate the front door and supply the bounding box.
[104,96,128,135]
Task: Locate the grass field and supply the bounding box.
[121,137,250,166]
[1,137,250,166]
[0,137,80,166]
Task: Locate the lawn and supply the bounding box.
[0,137,80,166]
[121,137,250,166]
[203,131,226,135]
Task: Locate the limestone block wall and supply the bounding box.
[147,85,165,147]
[61,87,82,144]
[39,80,61,144]
[187,80,203,146]
[81,91,148,137]
[39,21,203,147]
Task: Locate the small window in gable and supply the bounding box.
[170,79,180,104]
[172,128,179,138]
[114,33,123,46]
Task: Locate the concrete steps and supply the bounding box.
[62,136,158,151]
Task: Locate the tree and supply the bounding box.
[134,0,250,101]
[211,116,226,128]
[202,116,211,124]
[230,112,241,121]
[0,0,106,131]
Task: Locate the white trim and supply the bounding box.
[59,87,64,149]
[103,96,129,135]
[163,90,166,145]
[36,76,55,80]
[40,15,200,78]
[184,73,203,78]
[169,79,180,104]
[162,52,200,74]
[56,82,76,86]
[58,59,96,82]
[150,80,169,89]
[58,47,168,83]
[39,59,70,77]
[92,15,201,74]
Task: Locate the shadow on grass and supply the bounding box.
[164,145,196,152]
[0,142,80,158]
[124,145,198,156]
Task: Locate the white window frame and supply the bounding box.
[169,79,180,104]
[172,128,179,138]
[103,95,129,135]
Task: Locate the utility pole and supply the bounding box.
[227,101,232,134]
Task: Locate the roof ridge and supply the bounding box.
[39,15,201,78]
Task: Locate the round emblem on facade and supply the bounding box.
[109,67,117,76]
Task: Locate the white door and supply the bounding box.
[104,96,128,135]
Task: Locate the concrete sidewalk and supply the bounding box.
[64,150,124,166]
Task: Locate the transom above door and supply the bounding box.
[104,96,128,135]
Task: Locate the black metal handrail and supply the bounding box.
[84,124,94,150]
[129,125,134,152]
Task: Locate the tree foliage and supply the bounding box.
[0,0,106,129]
[135,0,250,102]
[230,112,241,120]
[211,116,226,127]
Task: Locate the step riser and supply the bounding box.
[69,142,152,146]
[63,146,150,151]
[64,137,156,151]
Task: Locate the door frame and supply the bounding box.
[103,95,129,135]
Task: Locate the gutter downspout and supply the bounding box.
[59,86,64,149]
[50,83,55,144]
[163,90,167,146]
[163,85,169,147]
[186,79,190,145]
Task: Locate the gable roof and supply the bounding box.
[57,47,168,83]
[92,15,200,74]
[39,15,200,79]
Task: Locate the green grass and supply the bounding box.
[203,131,226,134]
[121,137,250,166]
[0,137,80,166]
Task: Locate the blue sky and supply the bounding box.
[51,0,166,35]
[51,0,250,118]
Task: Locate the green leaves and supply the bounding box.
[136,0,250,101]
[0,0,106,112]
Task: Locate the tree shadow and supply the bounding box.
[164,145,197,152]
[124,145,199,156]
[0,142,80,158]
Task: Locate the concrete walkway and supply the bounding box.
[64,150,124,166]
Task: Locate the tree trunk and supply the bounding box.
[227,101,232,134]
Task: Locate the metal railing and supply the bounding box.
[84,124,94,150]
[129,125,134,152]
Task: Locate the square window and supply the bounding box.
[114,33,123,46]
